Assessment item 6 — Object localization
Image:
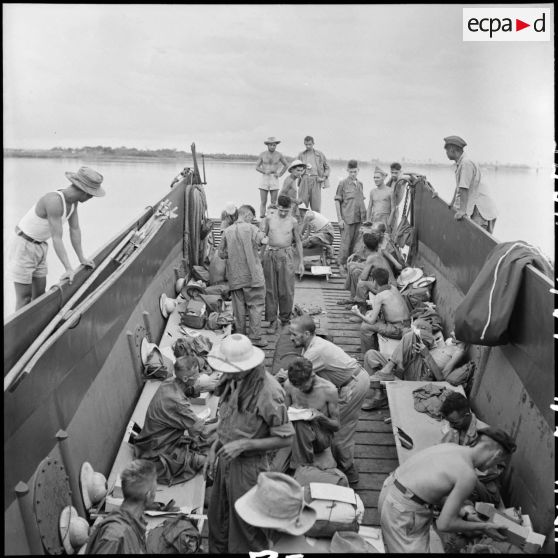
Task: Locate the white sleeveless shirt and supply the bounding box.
[18,190,75,242]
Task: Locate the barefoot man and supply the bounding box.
[262,195,304,332]
[379,427,515,553]
[255,137,289,219]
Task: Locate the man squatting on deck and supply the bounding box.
[7,166,105,310]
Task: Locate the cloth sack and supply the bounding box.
[143,348,173,380]
[192,265,210,283]
[302,484,364,538]
[146,515,201,554]
[206,310,234,330]
[330,531,379,553]
[208,250,227,284]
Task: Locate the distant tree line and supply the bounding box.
[3,146,530,169]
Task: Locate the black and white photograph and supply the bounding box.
[3,3,554,554]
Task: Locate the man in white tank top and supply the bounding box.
[8,166,105,311]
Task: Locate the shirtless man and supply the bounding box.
[367,167,392,226]
[353,232,396,313]
[283,357,340,468]
[255,137,289,218]
[299,209,335,260]
[279,159,306,221]
[8,166,104,310]
[262,195,304,331]
[351,267,410,355]
[379,427,515,553]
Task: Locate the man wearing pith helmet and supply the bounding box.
[444,135,498,233]
[205,334,294,553]
[7,166,105,310]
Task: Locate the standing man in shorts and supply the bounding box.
[8,166,105,311]
[297,136,330,212]
[255,137,289,219]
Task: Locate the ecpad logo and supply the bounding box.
[463,8,550,41]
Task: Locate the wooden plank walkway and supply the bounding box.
[200,220,397,549]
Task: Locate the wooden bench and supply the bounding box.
[104,296,227,534]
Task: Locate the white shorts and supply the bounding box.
[7,234,48,284]
[260,174,279,191]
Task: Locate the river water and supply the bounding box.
[3,156,554,318]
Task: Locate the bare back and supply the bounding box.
[375,286,410,323]
[396,443,477,504]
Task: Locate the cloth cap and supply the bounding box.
[264,136,281,145]
[234,472,317,536]
[207,333,265,373]
[59,506,90,555]
[224,202,237,215]
[288,159,306,172]
[477,427,517,454]
[443,135,467,149]
[65,167,105,197]
[374,166,387,176]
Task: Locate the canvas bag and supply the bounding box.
[143,347,173,380]
[146,515,201,554]
[302,483,364,538]
[179,300,207,329]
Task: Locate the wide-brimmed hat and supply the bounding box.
[397,267,424,289]
[288,159,306,172]
[80,462,107,511]
[207,334,265,373]
[235,472,317,536]
[140,338,161,366]
[159,293,178,318]
[175,277,186,294]
[65,167,105,197]
[413,276,436,289]
[264,136,281,145]
[59,506,90,555]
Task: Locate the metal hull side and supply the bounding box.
[414,184,553,426]
[413,183,554,549]
[4,189,185,511]
[3,181,187,373]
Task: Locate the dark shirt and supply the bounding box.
[86,509,147,554]
[335,177,367,225]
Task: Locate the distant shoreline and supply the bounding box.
[3,147,532,170]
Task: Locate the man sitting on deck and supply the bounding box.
[277,315,369,486]
[440,392,506,506]
[353,232,397,313]
[262,194,305,332]
[134,356,216,485]
[378,427,515,553]
[219,204,269,347]
[86,459,157,554]
[283,357,340,469]
[351,267,410,356]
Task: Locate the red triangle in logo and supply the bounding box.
[516,19,530,31]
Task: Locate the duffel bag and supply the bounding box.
[180,300,207,329]
[294,465,349,488]
[302,482,364,538]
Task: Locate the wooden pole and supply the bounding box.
[56,430,87,517]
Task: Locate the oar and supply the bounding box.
[4,228,135,392]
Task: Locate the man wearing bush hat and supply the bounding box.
[205,334,294,553]
[444,135,497,233]
[8,166,105,310]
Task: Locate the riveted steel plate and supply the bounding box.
[33,457,72,554]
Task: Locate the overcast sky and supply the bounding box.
[3,3,554,165]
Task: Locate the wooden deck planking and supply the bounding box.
[208,219,396,531]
